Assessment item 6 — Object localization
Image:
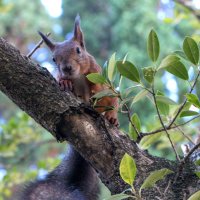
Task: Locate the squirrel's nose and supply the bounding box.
[63,65,72,73]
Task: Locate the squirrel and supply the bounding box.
[19,145,99,200]
[19,16,118,200]
[38,15,119,126]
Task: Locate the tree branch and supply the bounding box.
[0,37,200,198]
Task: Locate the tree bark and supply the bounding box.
[0,37,199,199]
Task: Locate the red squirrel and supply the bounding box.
[38,15,119,126]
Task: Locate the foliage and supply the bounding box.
[87,30,200,198]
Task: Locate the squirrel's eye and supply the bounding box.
[52,58,56,63]
[76,47,81,54]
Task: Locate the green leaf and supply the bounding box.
[173,50,187,60]
[156,91,169,116]
[185,94,200,109]
[132,90,148,105]
[180,110,199,118]
[108,53,116,82]
[188,190,200,200]
[122,53,129,63]
[139,132,162,149]
[166,61,188,80]
[105,193,133,200]
[92,89,117,99]
[140,168,173,192]
[129,113,141,141]
[158,55,180,70]
[142,67,155,83]
[195,159,200,166]
[86,73,107,84]
[147,29,160,62]
[183,37,199,65]
[119,153,137,186]
[195,172,200,178]
[116,61,140,83]
[156,95,177,105]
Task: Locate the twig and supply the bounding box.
[168,71,200,128]
[175,141,200,183]
[27,32,51,58]
[181,141,200,164]
[175,124,195,145]
[152,86,180,161]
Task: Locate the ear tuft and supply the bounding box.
[75,14,81,25]
[73,14,85,49]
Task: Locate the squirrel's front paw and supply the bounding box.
[59,79,73,91]
[105,110,119,127]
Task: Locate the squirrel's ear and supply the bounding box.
[38,31,56,51]
[73,14,85,49]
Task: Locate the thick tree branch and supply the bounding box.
[0,37,200,199]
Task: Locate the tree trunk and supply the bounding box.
[0,37,199,199]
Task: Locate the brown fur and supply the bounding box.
[39,15,118,125]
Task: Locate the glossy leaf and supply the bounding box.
[132,90,148,105]
[158,55,180,70]
[185,94,200,109]
[180,110,199,118]
[188,190,200,200]
[108,53,116,82]
[142,67,155,83]
[156,91,169,116]
[117,61,140,83]
[119,153,137,186]
[139,132,162,149]
[92,89,117,99]
[183,37,199,65]
[147,29,160,62]
[166,61,188,80]
[129,113,141,141]
[173,50,187,60]
[86,73,107,84]
[156,95,177,105]
[140,168,173,191]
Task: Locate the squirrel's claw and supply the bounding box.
[105,111,119,127]
[59,79,73,91]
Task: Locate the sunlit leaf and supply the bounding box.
[92,89,117,99]
[86,73,107,84]
[140,168,173,192]
[139,132,162,149]
[108,53,116,82]
[188,190,200,200]
[180,110,199,118]
[132,90,148,105]
[166,61,188,80]
[147,29,160,62]
[119,153,137,186]
[173,50,187,60]
[185,94,200,109]
[195,172,200,178]
[183,37,199,65]
[116,61,140,83]
[156,95,177,105]
[129,113,141,141]
[142,67,155,83]
[122,53,129,63]
[156,91,169,116]
[158,55,180,70]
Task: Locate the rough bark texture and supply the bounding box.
[0,37,200,199]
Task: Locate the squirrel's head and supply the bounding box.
[39,15,90,79]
